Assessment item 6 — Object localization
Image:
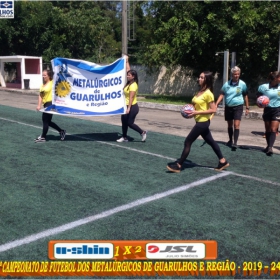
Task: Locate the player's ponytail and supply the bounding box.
[46,69,54,81]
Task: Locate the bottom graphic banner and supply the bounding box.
[0,260,278,277]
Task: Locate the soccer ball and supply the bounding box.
[257,96,270,108]
[180,104,195,119]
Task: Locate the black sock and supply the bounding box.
[233,129,239,145]
[228,127,233,142]
[268,132,276,148]
[265,132,270,146]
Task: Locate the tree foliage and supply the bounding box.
[1,1,280,86]
[0,1,121,63]
[137,1,280,84]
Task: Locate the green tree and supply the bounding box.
[0,1,122,64]
[140,1,280,85]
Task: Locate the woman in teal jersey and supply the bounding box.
[257,71,280,156]
[216,66,249,150]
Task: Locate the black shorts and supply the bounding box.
[224,104,243,121]
[262,107,280,122]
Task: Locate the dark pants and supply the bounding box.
[41,102,62,138]
[178,120,223,165]
[121,103,143,138]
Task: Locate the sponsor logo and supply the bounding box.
[53,242,113,259]
[146,243,205,259]
[0,1,14,18]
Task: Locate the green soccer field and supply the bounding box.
[0,104,280,278]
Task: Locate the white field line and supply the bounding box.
[231,173,280,186]
[0,117,45,130]
[0,172,230,253]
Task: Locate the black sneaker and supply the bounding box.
[231,143,238,151]
[60,130,66,141]
[266,147,273,156]
[34,136,46,143]
[262,147,268,153]
[167,162,181,173]
[215,161,230,171]
[226,141,233,147]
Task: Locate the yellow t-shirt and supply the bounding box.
[124,82,138,105]
[192,89,214,122]
[39,80,53,105]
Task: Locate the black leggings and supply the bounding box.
[121,103,143,138]
[41,102,62,138]
[178,120,224,165]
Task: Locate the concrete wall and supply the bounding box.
[1,63,256,98]
[133,65,224,98]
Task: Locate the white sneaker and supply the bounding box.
[34,136,46,143]
[141,131,147,142]
[116,137,128,142]
[60,130,66,141]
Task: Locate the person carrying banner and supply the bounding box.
[34,69,66,143]
[117,56,147,142]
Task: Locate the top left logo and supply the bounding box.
[0,1,14,18]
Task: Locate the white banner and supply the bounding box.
[44,57,126,116]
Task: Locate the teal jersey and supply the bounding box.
[257,83,280,108]
[221,79,248,106]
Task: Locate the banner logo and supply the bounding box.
[146,243,205,259]
[52,242,114,259]
[0,1,14,18]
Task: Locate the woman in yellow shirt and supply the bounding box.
[117,57,147,142]
[167,71,229,173]
[35,70,66,142]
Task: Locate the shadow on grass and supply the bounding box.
[200,139,277,155]
[166,159,215,173]
[239,145,280,155]
[44,133,142,142]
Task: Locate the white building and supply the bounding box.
[0,55,42,90]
